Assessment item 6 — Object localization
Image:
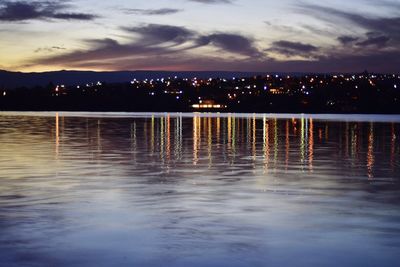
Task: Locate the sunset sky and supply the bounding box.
[0,0,399,73]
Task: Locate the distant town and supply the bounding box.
[1,72,399,113]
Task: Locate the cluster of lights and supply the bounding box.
[192,104,226,109]
[40,72,399,104]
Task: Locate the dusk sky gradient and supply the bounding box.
[0,0,399,72]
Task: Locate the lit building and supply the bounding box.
[192,100,227,110]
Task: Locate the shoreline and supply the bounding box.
[1,111,400,122]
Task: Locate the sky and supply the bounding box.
[0,0,399,73]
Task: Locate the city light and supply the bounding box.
[1,72,399,113]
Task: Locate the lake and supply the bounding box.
[0,112,399,267]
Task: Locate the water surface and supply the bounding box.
[0,112,400,267]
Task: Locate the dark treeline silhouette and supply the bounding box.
[0,70,264,89]
[0,72,399,113]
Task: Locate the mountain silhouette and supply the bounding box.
[0,70,265,89]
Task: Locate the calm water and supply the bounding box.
[0,112,400,267]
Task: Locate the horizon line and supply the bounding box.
[1,69,398,76]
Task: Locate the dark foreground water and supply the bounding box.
[0,112,400,267]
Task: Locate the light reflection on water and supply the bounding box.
[0,112,400,267]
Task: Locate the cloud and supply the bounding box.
[27,15,398,73]
[268,40,318,57]
[34,38,167,67]
[299,4,400,43]
[355,32,390,47]
[187,0,233,4]
[296,4,400,65]
[338,33,390,48]
[264,21,305,35]
[123,24,194,46]
[32,24,197,67]
[124,8,182,16]
[196,33,262,57]
[30,23,265,71]
[122,25,262,57]
[0,0,97,22]
[337,36,359,45]
[51,13,96,20]
[34,46,66,53]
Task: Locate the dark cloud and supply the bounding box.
[188,0,233,4]
[296,4,399,69]
[124,8,182,15]
[0,0,97,21]
[34,46,66,53]
[337,33,390,48]
[122,25,262,57]
[31,24,264,70]
[52,13,96,20]
[337,35,359,45]
[28,13,398,73]
[35,37,167,65]
[123,24,194,46]
[299,4,400,43]
[268,40,318,57]
[196,33,262,57]
[356,32,390,47]
[32,25,197,66]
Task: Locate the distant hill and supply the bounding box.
[0,70,267,89]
